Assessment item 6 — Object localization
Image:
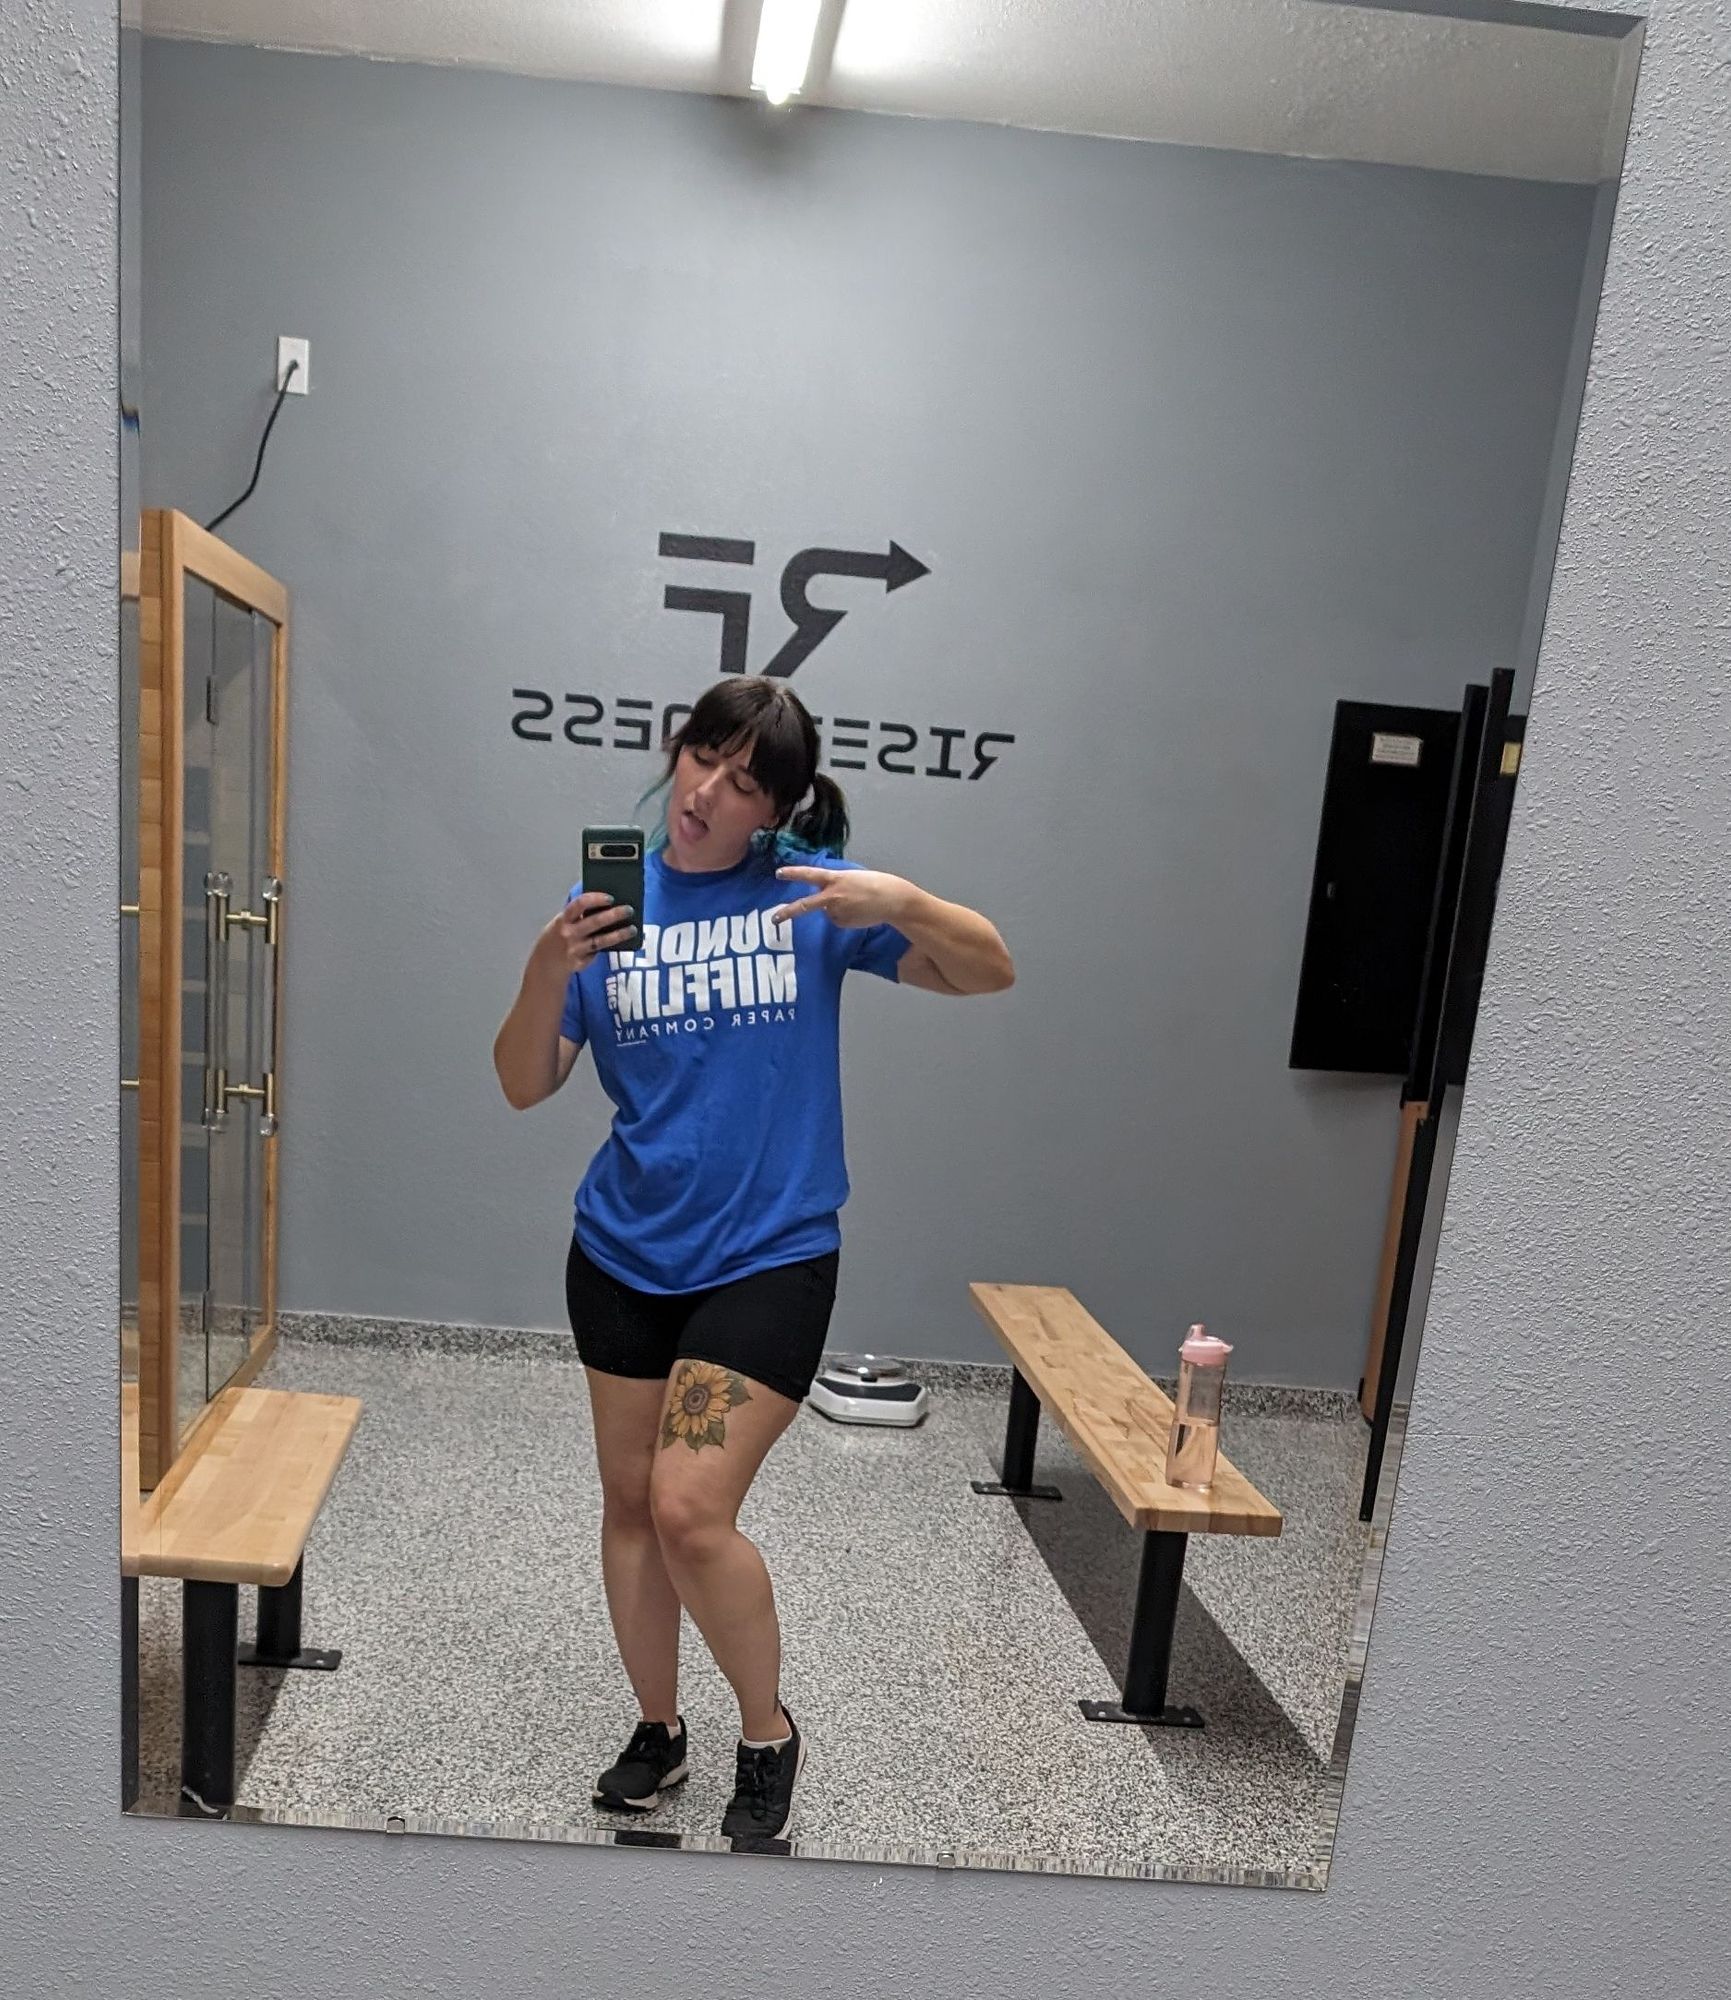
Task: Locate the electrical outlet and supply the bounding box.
[276,337,310,394]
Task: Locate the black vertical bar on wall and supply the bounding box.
[1433,669,1519,1097]
[1404,684,1489,1106]
[121,1575,139,1810]
[1360,1107,1443,1521]
[1361,683,1482,1520]
[1363,669,1518,1523]
[1001,1369,1041,1490]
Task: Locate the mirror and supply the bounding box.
[119,0,1643,1885]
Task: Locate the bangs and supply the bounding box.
[681,679,813,811]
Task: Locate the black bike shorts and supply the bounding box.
[564,1232,840,1407]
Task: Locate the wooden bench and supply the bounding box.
[122,1382,361,1814]
[970,1284,1283,1728]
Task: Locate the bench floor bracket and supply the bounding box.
[238,1643,343,1672]
[970,1478,1063,1502]
[1078,1700,1205,1730]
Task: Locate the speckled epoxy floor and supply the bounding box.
[133,1335,1370,1877]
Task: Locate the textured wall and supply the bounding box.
[5,3,1728,1997]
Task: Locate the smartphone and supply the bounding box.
[580,826,645,951]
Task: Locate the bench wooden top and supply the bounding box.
[122,1383,361,1587]
[970,1284,1284,1538]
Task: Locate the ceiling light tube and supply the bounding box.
[752,0,823,107]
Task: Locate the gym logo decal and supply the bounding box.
[510,532,1016,782]
[654,532,930,680]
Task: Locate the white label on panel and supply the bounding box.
[1370,733,1423,767]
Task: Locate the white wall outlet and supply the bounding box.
[276,337,310,394]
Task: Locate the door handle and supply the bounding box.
[219,875,282,1137]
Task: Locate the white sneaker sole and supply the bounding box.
[593,1759,689,1814]
[782,1732,807,1840]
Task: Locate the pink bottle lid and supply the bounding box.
[1179,1324,1232,1367]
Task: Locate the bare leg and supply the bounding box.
[586,1368,683,1725]
[649,1361,800,1743]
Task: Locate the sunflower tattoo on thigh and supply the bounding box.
[662,1360,753,1452]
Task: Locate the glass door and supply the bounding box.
[131,511,287,1486]
[176,576,216,1440]
[201,590,278,1408]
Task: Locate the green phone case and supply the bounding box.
[580,826,645,948]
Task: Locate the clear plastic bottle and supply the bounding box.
[1165,1325,1233,1491]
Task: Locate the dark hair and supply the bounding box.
[637,677,851,864]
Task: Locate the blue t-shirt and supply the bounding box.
[560,844,912,1292]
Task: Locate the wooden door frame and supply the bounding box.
[134,509,288,1489]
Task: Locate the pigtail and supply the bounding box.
[787,772,851,858]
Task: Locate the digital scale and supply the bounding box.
[806,1354,930,1427]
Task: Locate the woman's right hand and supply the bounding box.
[530,891,639,982]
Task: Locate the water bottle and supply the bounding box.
[1165,1324,1233,1491]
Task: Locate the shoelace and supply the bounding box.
[735,1744,778,1822]
[626,1722,668,1767]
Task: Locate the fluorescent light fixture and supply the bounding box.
[752,0,824,107]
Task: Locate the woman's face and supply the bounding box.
[665,737,782,870]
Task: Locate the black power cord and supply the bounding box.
[205,357,299,534]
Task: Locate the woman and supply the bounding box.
[492,675,1013,1846]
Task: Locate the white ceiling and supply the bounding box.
[132,0,1639,184]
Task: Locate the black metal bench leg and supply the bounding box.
[181,1579,238,1815]
[1079,1530,1205,1728]
[239,1558,342,1673]
[121,1575,139,1811]
[970,1368,1063,1501]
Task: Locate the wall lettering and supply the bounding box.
[510,688,1014,782]
[507,530,1014,780]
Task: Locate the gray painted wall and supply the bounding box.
[9,1,1730,1995]
[137,40,1601,1386]
[119,26,139,534]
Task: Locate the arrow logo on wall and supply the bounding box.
[762,541,932,678]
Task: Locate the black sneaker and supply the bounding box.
[592,1718,689,1814]
[721,1709,804,1845]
